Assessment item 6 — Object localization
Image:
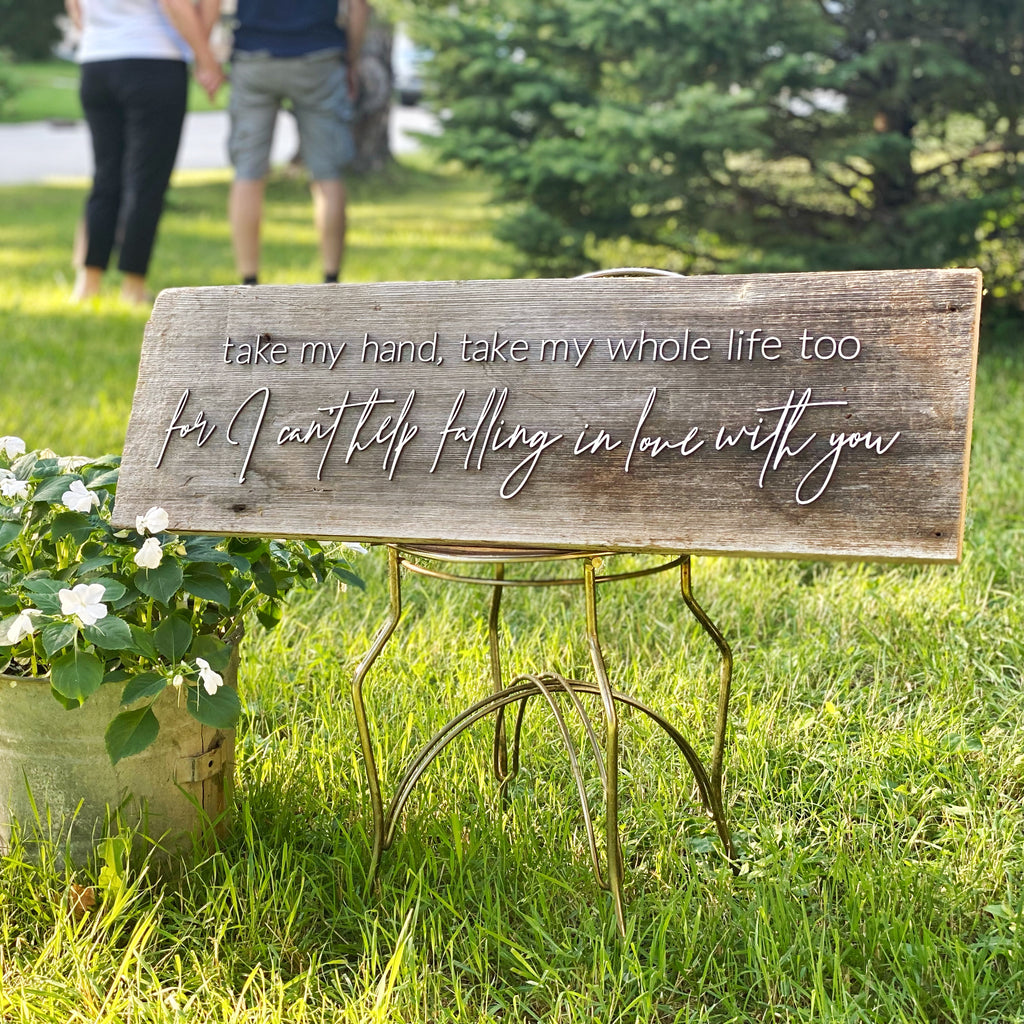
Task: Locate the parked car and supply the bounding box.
[392,27,430,106]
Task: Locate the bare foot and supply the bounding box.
[120,273,152,306]
[70,266,102,302]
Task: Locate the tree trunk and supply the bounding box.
[352,13,394,173]
[871,106,917,214]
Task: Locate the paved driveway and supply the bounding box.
[0,106,437,185]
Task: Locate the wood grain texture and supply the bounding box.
[113,269,981,562]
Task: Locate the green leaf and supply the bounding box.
[97,834,130,895]
[183,537,235,564]
[50,510,95,544]
[182,568,232,607]
[83,614,134,652]
[331,565,366,590]
[41,619,77,657]
[76,555,117,575]
[51,648,105,702]
[252,566,279,598]
[0,520,22,547]
[128,624,158,660]
[93,577,128,603]
[105,707,160,764]
[256,603,283,631]
[26,455,56,477]
[50,685,82,710]
[120,671,168,705]
[187,683,241,729]
[85,467,120,490]
[30,474,81,503]
[190,633,232,672]
[22,577,66,609]
[134,562,184,606]
[21,581,64,598]
[941,733,983,753]
[153,614,193,662]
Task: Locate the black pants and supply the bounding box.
[80,59,187,276]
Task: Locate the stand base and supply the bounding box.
[351,548,735,936]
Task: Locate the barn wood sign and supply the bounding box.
[114,269,981,562]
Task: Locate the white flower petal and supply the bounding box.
[6,608,43,644]
[0,436,26,458]
[58,583,109,627]
[62,479,100,514]
[195,657,224,696]
[0,477,28,499]
[134,536,164,569]
[135,506,170,536]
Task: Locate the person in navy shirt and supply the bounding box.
[227,0,368,285]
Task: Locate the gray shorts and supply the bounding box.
[228,49,355,180]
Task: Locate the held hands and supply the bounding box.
[195,58,226,101]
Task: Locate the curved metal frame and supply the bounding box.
[349,265,735,935]
[350,546,735,935]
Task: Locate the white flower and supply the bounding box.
[136,506,170,535]
[62,479,100,513]
[57,456,91,472]
[134,536,164,569]
[0,436,26,458]
[196,658,223,696]
[0,475,28,499]
[58,583,108,626]
[6,608,43,644]
[170,673,184,689]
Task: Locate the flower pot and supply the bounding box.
[0,665,235,866]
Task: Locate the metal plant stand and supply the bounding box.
[351,545,736,935]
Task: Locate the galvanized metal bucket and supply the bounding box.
[0,662,235,866]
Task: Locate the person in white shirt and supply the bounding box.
[66,0,224,304]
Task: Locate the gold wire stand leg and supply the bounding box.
[584,557,627,934]
[489,564,511,783]
[351,546,402,891]
[679,556,735,860]
[351,548,736,929]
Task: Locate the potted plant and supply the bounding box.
[0,435,362,861]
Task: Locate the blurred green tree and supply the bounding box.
[0,0,65,61]
[411,0,1023,307]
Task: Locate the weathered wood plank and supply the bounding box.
[113,269,981,562]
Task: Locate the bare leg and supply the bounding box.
[71,266,103,301]
[70,219,103,300]
[72,217,87,269]
[229,178,266,281]
[120,272,150,305]
[310,178,347,280]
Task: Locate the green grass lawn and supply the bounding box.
[1,159,1024,1022]
[0,159,515,453]
[0,58,227,123]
